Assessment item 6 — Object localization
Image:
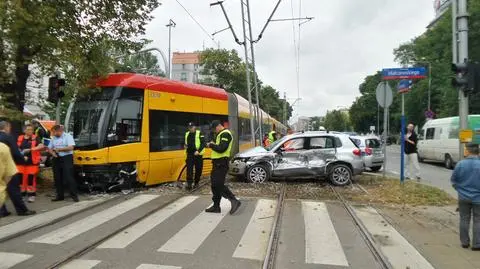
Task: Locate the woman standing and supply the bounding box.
[17,124,44,202]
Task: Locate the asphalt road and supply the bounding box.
[383,146,457,198]
[1,192,425,269]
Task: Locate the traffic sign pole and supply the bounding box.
[400,94,405,184]
[383,82,388,178]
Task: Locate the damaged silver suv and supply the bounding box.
[229,131,363,186]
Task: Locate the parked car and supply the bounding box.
[350,135,384,172]
[417,115,480,169]
[228,131,363,186]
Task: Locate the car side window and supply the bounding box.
[282,138,305,151]
[309,137,334,149]
[426,128,435,140]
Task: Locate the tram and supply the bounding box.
[65,73,286,190]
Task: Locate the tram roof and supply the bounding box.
[96,73,228,101]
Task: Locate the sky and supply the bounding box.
[144,0,436,121]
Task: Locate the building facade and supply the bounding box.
[171,52,204,83]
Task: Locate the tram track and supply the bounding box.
[43,181,210,269]
[262,183,286,269]
[329,184,392,269]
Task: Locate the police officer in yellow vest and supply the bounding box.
[185,122,205,191]
[205,120,241,214]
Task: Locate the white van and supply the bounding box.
[417,115,480,169]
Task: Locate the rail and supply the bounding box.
[262,184,286,269]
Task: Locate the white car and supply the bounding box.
[350,136,384,172]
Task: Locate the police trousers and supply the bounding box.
[186,154,203,185]
[210,158,236,207]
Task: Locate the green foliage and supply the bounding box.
[115,51,166,77]
[0,0,160,121]
[200,48,293,122]
[350,1,480,133]
[324,110,351,132]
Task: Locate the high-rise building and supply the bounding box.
[427,0,451,28]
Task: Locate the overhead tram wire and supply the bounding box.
[290,0,300,121]
[175,0,220,47]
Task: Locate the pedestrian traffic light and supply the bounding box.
[47,76,66,103]
[452,62,469,88]
[451,62,480,93]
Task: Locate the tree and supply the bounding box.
[324,110,351,132]
[0,0,160,124]
[200,48,292,122]
[115,51,166,77]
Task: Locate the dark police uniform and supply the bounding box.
[185,128,205,190]
[206,122,241,214]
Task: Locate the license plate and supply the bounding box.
[373,149,382,156]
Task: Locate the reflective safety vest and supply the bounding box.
[211,129,233,160]
[185,130,205,155]
[17,135,41,165]
[268,131,276,143]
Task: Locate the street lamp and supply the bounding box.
[420,57,432,111]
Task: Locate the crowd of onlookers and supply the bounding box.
[0,120,78,218]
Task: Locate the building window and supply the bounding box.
[182,64,186,70]
[149,110,228,152]
[194,64,199,70]
[193,73,198,83]
[181,73,187,81]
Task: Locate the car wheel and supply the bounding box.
[329,164,352,186]
[246,164,270,183]
[370,166,381,172]
[445,154,454,170]
[418,155,425,163]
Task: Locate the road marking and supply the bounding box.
[158,198,231,254]
[30,194,158,245]
[59,259,101,269]
[136,264,182,269]
[352,206,435,269]
[0,252,32,269]
[232,199,277,260]
[98,196,198,249]
[0,198,109,240]
[302,201,349,266]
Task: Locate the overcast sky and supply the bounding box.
[144,0,435,121]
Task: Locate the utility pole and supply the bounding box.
[166,19,176,79]
[283,92,287,125]
[453,0,469,161]
[428,62,432,111]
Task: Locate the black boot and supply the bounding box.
[230,199,241,215]
[186,183,192,191]
[205,205,221,213]
[193,181,199,189]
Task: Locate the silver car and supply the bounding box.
[350,135,384,172]
[229,131,363,186]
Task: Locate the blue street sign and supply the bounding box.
[397,80,413,93]
[382,67,427,80]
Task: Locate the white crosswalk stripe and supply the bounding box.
[232,199,277,261]
[0,198,109,241]
[302,201,349,266]
[0,252,32,269]
[352,206,435,269]
[59,259,101,269]
[98,196,198,249]
[29,194,158,245]
[0,195,437,268]
[136,264,182,269]
[158,198,231,254]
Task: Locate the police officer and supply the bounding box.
[205,120,241,214]
[268,125,277,144]
[185,122,205,190]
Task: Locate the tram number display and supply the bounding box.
[150,92,161,98]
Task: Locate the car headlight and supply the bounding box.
[233,157,250,162]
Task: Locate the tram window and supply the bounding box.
[238,117,251,143]
[106,88,143,146]
[149,110,228,152]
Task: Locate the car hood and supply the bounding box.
[236,146,269,158]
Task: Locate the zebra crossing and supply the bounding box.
[0,194,435,269]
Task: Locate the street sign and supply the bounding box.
[370,126,375,131]
[425,110,435,119]
[397,79,413,93]
[375,82,393,108]
[459,129,474,143]
[382,67,427,80]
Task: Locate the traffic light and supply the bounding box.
[47,76,66,103]
[452,62,480,93]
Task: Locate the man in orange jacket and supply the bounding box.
[17,124,44,202]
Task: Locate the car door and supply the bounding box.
[272,137,309,177]
[308,136,337,161]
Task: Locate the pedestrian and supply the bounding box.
[184,122,205,191]
[205,120,241,214]
[47,125,79,202]
[268,125,277,144]
[0,121,36,216]
[32,120,48,144]
[17,124,44,202]
[451,143,480,250]
[0,143,17,208]
[404,123,421,180]
[263,133,270,147]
